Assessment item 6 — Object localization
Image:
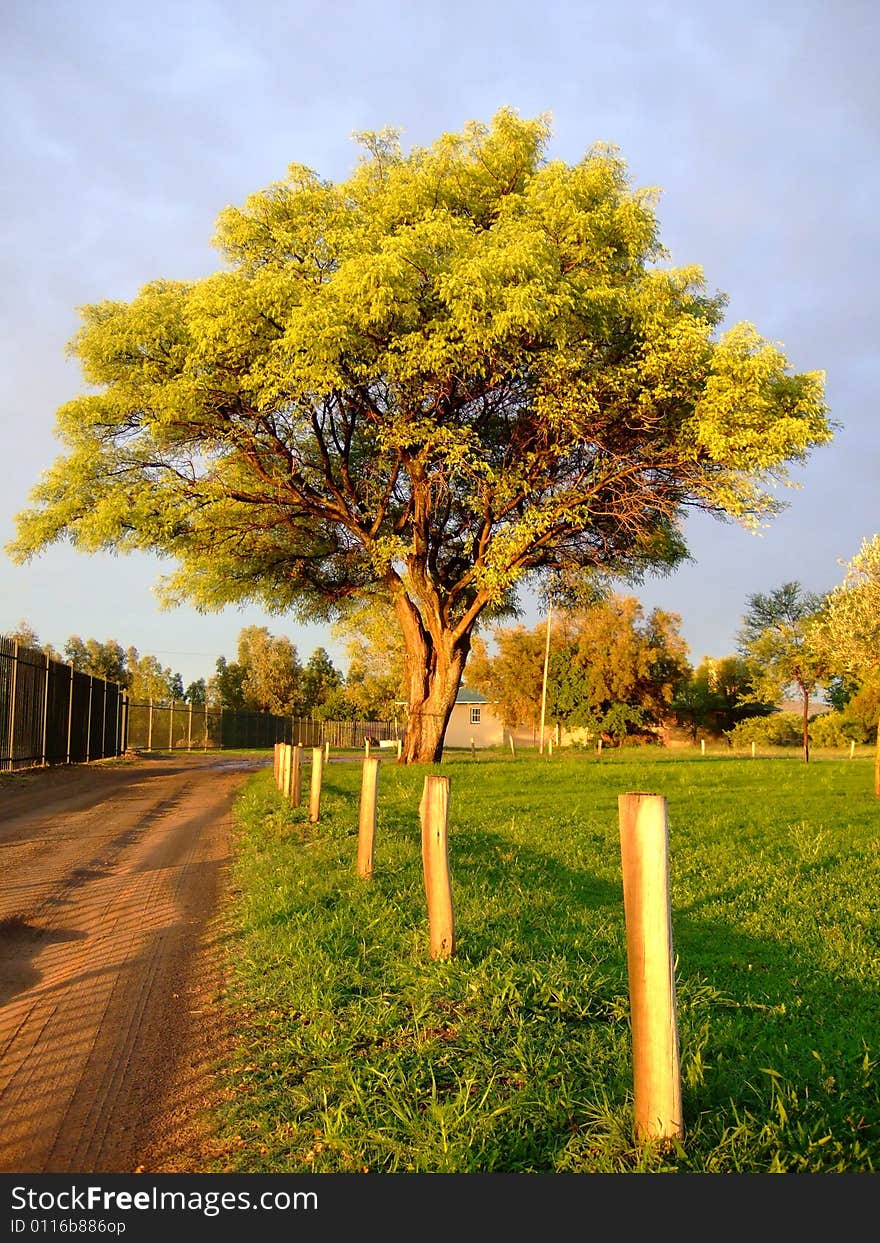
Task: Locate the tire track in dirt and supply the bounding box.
[0,754,262,1173]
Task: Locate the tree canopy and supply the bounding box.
[8,108,833,761]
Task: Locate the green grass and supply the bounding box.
[209,748,880,1173]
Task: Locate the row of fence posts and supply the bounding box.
[272,742,682,1148]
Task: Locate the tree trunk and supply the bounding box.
[394,593,471,764]
[874,718,879,798]
[802,687,810,763]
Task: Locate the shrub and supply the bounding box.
[808,710,860,748]
[726,712,802,747]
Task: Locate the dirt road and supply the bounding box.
[0,753,264,1173]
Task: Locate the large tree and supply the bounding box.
[8,110,832,761]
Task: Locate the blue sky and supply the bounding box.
[1,0,876,686]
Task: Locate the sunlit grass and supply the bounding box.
[210,748,880,1173]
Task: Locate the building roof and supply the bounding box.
[393,687,493,707]
[455,687,489,704]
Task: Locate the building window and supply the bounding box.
[470,706,481,724]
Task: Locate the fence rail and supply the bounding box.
[1,637,127,771]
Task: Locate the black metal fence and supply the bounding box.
[0,636,127,772]
[124,702,399,752]
[0,632,400,772]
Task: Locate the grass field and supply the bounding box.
[208,747,880,1173]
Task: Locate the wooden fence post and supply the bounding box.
[187,701,193,751]
[396,738,402,760]
[273,742,281,786]
[281,744,293,798]
[617,792,683,1146]
[509,734,516,757]
[700,738,705,756]
[324,739,330,763]
[849,739,855,760]
[309,746,324,822]
[357,756,380,878]
[169,699,175,751]
[751,740,756,759]
[290,744,302,807]
[147,698,153,751]
[470,736,475,759]
[420,775,455,959]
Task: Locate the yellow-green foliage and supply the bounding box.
[9,109,832,648]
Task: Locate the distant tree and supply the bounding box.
[333,602,406,721]
[62,635,128,684]
[552,598,689,740]
[300,647,344,717]
[737,582,830,763]
[184,678,207,705]
[63,635,89,670]
[237,626,302,715]
[466,626,545,732]
[468,595,690,742]
[313,685,360,721]
[6,619,43,650]
[824,675,859,712]
[673,654,773,740]
[8,109,833,763]
[126,649,180,701]
[206,656,246,710]
[671,663,719,742]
